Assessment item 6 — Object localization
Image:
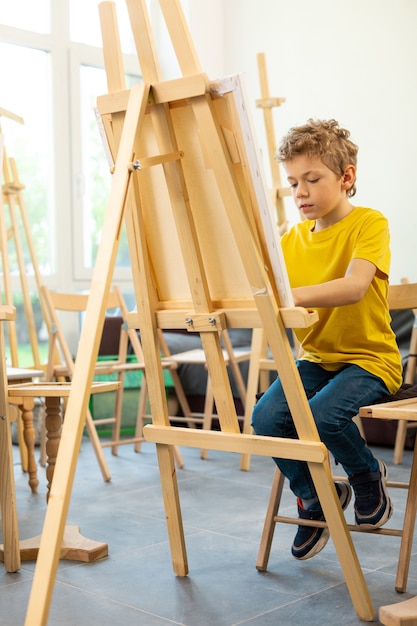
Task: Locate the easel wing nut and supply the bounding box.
[185,313,226,332]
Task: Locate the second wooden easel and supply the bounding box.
[25,2,375,624]
[255,52,290,235]
[0,108,45,371]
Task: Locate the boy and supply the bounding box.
[251,119,403,560]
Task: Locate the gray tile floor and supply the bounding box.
[2,437,417,625]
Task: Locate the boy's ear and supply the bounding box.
[341,165,356,190]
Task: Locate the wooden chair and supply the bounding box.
[40,284,150,480]
[0,305,20,572]
[41,284,185,473]
[257,282,417,596]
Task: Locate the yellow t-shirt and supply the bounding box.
[281,206,402,393]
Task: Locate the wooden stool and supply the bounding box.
[358,396,417,593]
[379,596,417,625]
[2,380,119,563]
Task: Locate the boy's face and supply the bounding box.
[284,154,355,227]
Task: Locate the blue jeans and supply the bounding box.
[251,361,389,500]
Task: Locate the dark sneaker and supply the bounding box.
[349,458,393,530]
[291,481,352,560]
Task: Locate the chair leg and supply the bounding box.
[394,420,409,465]
[169,369,200,432]
[353,413,366,440]
[39,403,47,467]
[256,467,285,572]
[110,371,125,456]
[200,377,215,460]
[84,409,112,482]
[240,327,263,472]
[134,378,148,453]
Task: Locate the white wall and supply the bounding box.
[186,0,417,283]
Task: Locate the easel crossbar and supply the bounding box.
[144,424,327,462]
[127,306,318,331]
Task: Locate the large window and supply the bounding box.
[0,1,50,33]
[70,0,135,54]
[72,58,141,278]
[0,0,189,365]
[0,43,53,274]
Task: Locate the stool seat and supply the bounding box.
[359,397,417,421]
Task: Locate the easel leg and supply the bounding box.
[240,328,263,471]
[24,81,151,626]
[311,463,375,621]
[155,443,188,576]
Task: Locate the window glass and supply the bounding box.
[0,0,50,33]
[70,0,136,54]
[0,43,53,277]
[79,64,141,270]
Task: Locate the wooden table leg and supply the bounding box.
[18,398,39,494]
[44,396,61,502]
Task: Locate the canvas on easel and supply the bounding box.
[24,2,375,624]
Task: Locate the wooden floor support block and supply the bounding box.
[379,596,417,625]
[0,526,108,564]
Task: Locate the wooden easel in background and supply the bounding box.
[24,2,375,624]
[255,52,290,236]
[0,108,47,472]
[0,107,45,371]
[0,108,25,368]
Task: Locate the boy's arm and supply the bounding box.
[292,258,377,308]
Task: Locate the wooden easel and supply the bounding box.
[0,108,47,472]
[0,108,24,368]
[255,52,290,236]
[0,107,44,371]
[6,155,52,369]
[25,2,375,624]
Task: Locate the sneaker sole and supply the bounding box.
[293,527,330,561]
[355,459,393,530]
[293,483,351,561]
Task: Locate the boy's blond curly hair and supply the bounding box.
[276,119,358,198]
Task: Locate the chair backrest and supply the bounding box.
[388,282,417,385]
[40,284,144,381]
[388,282,417,311]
